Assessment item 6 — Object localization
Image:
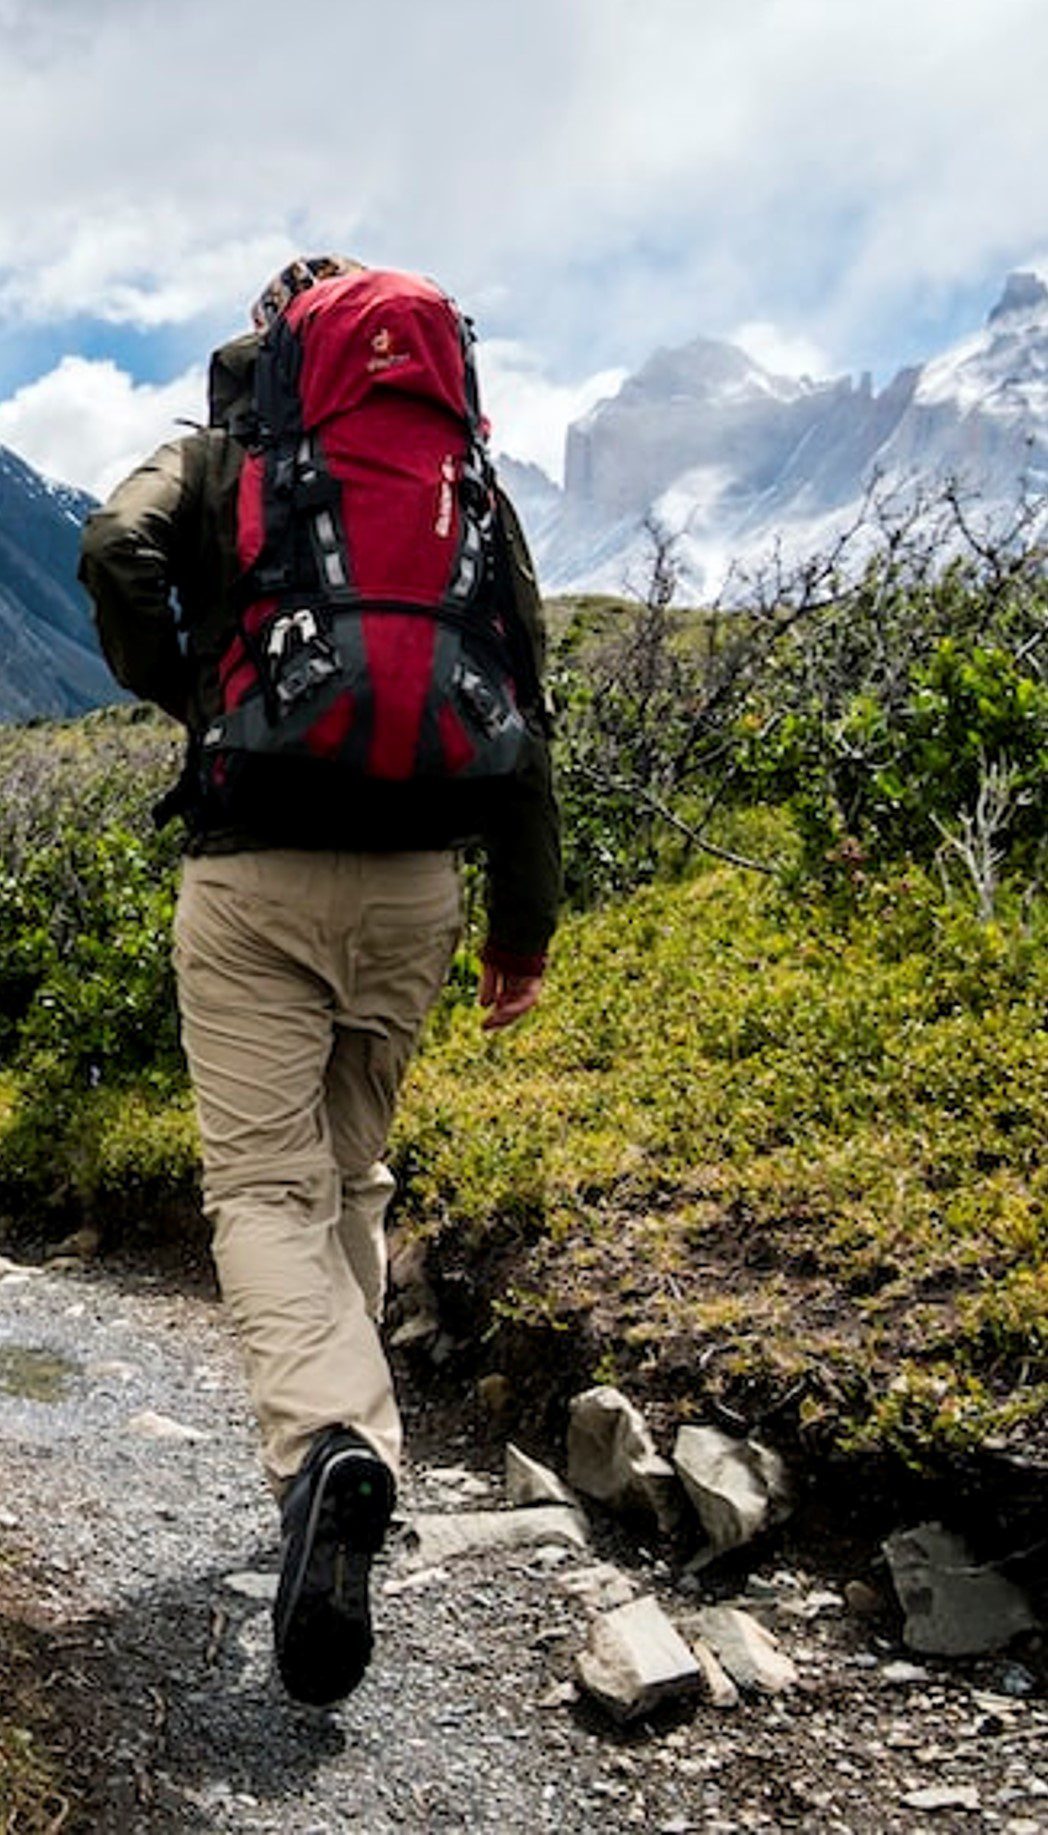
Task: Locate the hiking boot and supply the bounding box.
[273,1427,395,1706]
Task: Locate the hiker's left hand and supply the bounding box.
[478,965,544,1031]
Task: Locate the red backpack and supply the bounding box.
[198,268,531,848]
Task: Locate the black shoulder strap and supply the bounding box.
[253,313,305,444]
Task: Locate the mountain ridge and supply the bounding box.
[0,446,111,722]
[2,268,1046,724]
[506,270,1048,597]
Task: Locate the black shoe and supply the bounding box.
[273,1427,395,1706]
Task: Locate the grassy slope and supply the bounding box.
[0,707,1044,1462]
[0,716,1045,1828]
[393,863,1047,1463]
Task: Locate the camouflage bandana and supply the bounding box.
[250,255,367,331]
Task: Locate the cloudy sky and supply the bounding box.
[0,0,1044,498]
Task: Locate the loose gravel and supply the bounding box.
[1,1256,1046,1834]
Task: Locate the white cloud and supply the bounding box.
[0,213,295,329]
[730,322,831,381]
[0,341,626,500]
[0,356,205,498]
[0,0,1044,391]
[477,341,626,482]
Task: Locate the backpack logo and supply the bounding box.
[367,325,409,374]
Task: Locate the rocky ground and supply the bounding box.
[0,1251,1046,1835]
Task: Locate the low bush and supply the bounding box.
[394,862,1048,1459]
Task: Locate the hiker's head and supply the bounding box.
[250,255,366,331]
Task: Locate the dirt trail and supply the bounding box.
[0,1255,1046,1834]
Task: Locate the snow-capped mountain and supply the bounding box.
[0,447,112,722]
[508,271,1048,598]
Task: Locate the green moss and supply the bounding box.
[394,864,1047,1456]
[0,1713,65,1835]
[0,706,1044,1459]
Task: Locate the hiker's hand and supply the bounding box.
[478,964,544,1031]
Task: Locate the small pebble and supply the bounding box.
[881,1660,929,1685]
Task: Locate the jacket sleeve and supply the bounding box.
[481,492,562,975]
[78,439,199,723]
[481,723,561,975]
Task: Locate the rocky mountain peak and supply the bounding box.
[511,268,1048,599]
[987,270,1048,324]
[0,443,112,722]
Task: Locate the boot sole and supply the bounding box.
[274,1446,394,1706]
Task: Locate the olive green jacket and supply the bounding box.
[78,426,561,972]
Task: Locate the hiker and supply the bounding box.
[78,256,560,1707]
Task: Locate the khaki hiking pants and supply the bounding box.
[173,849,461,1493]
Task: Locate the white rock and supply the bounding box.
[684,1605,798,1694]
[505,1443,576,1508]
[126,1410,208,1443]
[574,1594,703,1723]
[531,1544,572,1569]
[567,1387,681,1533]
[87,1360,138,1383]
[388,1312,439,1348]
[406,1505,589,1567]
[458,1476,492,1500]
[901,1785,981,1811]
[0,1257,42,1279]
[776,1586,847,1621]
[428,1464,476,1487]
[0,1508,18,1529]
[690,1637,741,1708]
[536,1680,576,1710]
[881,1659,930,1685]
[673,1423,789,1556]
[223,1571,278,1602]
[558,1562,637,1611]
[884,1522,1038,1656]
[382,1564,449,1596]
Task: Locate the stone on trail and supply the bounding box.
[901,1784,981,1812]
[683,1604,798,1694]
[382,1564,449,1597]
[387,1230,440,1346]
[567,1387,682,1533]
[87,1359,138,1383]
[843,1578,882,1618]
[574,1594,703,1723]
[505,1443,576,1508]
[690,1637,741,1708]
[126,1410,208,1443]
[673,1423,789,1558]
[0,1256,43,1283]
[45,1225,101,1263]
[880,1659,929,1685]
[557,1562,637,1612]
[387,1312,439,1349]
[405,1504,589,1567]
[223,1570,278,1602]
[536,1679,576,1710]
[883,1521,1039,1656]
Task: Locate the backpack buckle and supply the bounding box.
[266,608,338,708]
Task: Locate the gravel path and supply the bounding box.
[0,1254,1046,1834]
